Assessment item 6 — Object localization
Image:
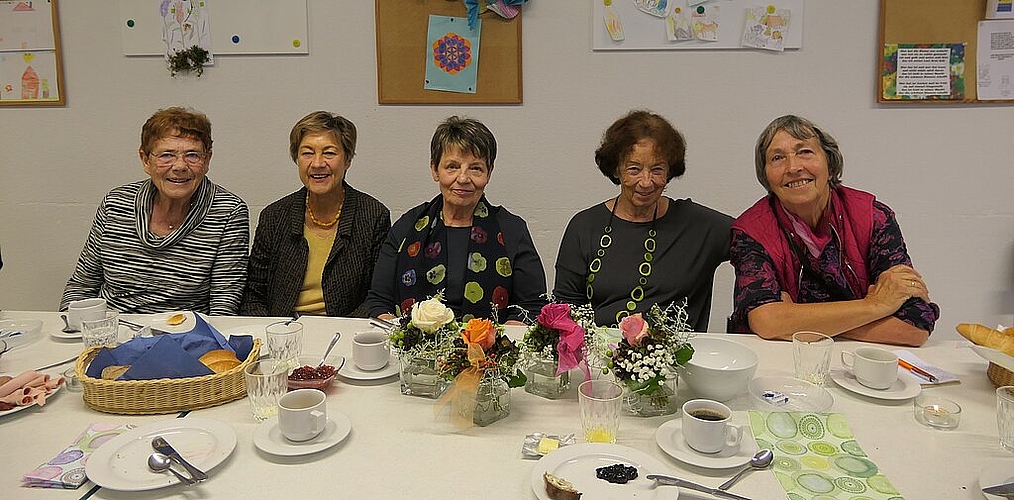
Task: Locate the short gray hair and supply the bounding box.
[754,115,843,191]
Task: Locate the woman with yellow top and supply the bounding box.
[242,111,390,317]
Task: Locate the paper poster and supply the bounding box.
[977,20,1014,99]
[691,4,719,42]
[666,6,692,42]
[161,0,214,62]
[881,43,966,100]
[742,5,791,51]
[424,15,480,94]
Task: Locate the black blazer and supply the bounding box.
[241,184,390,317]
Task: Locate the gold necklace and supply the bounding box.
[306,193,342,228]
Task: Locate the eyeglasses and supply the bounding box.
[150,150,205,166]
[767,148,816,167]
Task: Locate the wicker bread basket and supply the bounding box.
[988,362,1014,387]
[75,339,260,415]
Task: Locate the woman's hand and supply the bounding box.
[864,265,929,314]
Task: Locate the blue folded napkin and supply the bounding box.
[85,314,254,380]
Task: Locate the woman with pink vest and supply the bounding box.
[728,115,938,346]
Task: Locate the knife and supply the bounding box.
[646,474,752,500]
[983,481,1014,499]
[151,436,208,482]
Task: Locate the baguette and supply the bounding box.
[956,323,1014,357]
[544,472,582,500]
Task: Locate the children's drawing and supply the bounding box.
[742,5,791,51]
[633,0,668,18]
[666,6,692,42]
[0,0,56,51]
[604,2,624,41]
[424,15,480,94]
[160,0,213,63]
[691,4,719,42]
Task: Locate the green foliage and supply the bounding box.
[167,45,210,77]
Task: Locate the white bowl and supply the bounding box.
[679,336,758,401]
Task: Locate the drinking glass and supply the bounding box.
[998,386,1014,452]
[792,331,833,385]
[266,321,303,369]
[243,360,289,421]
[579,379,624,444]
[81,311,119,348]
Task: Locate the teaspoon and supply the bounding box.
[319,332,341,368]
[147,453,196,485]
[60,314,77,333]
[718,448,773,490]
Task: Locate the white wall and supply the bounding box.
[2,1,1011,344]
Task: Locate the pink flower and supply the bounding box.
[538,303,586,376]
[619,313,649,347]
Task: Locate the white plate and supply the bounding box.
[253,413,352,456]
[971,345,1014,373]
[830,369,921,401]
[0,372,63,418]
[655,416,759,469]
[530,443,677,500]
[979,459,1014,500]
[749,376,834,412]
[52,324,133,342]
[86,417,236,491]
[338,355,399,381]
[221,324,263,337]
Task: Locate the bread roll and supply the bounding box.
[957,323,1014,357]
[101,365,130,380]
[199,349,240,373]
[166,313,187,326]
[544,472,582,500]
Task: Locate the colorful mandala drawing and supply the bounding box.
[433,33,472,75]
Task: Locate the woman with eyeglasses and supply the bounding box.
[728,115,938,346]
[241,111,390,317]
[61,107,249,314]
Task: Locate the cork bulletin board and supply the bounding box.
[878,0,1014,104]
[375,0,522,104]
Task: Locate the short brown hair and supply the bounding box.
[594,110,686,185]
[429,116,497,170]
[288,111,357,163]
[140,107,212,154]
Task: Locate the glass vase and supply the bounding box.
[469,377,511,427]
[624,370,679,417]
[523,352,570,399]
[398,352,448,399]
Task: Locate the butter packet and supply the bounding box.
[521,432,576,459]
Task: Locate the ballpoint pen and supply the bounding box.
[898,358,939,383]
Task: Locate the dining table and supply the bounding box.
[1,309,1012,500]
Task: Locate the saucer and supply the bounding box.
[337,355,399,381]
[830,369,921,401]
[253,412,352,456]
[655,415,759,469]
[979,459,1014,500]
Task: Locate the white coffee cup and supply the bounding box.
[841,347,899,390]
[352,331,390,371]
[277,388,327,442]
[67,298,107,331]
[681,399,744,454]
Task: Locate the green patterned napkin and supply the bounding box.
[749,411,904,500]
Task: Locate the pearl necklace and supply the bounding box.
[306,193,342,228]
[586,196,658,325]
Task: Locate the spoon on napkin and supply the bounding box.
[718,449,774,490]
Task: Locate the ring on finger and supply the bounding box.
[909,280,916,286]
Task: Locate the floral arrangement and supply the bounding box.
[522,302,596,376]
[438,317,525,388]
[389,293,460,357]
[606,302,694,409]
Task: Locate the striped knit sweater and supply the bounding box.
[60,178,249,315]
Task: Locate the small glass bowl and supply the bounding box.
[286,355,344,391]
[62,367,83,392]
[914,394,961,430]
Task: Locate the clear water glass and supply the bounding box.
[792,331,833,385]
[81,311,119,347]
[997,386,1014,451]
[265,321,303,369]
[244,360,289,421]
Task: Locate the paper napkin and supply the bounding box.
[893,349,960,385]
[21,423,135,489]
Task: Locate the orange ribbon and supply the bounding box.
[434,343,486,429]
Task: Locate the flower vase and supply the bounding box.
[398,352,448,399]
[469,377,511,427]
[523,353,570,399]
[624,371,679,417]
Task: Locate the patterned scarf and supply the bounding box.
[394,195,512,320]
[134,177,214,249]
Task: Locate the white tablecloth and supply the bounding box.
[1,311,1012,500]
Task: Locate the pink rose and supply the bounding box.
[538,303,572,330]
[539,303,586,375]
[619,313,649,347]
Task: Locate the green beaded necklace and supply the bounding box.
[585,196,658,325]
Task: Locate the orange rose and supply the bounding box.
[462,318,496,351]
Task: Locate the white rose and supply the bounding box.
[410,297,455,333]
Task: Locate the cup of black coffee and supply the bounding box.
[681,399,744,454]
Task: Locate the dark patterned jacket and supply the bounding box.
[241,183,390,317]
